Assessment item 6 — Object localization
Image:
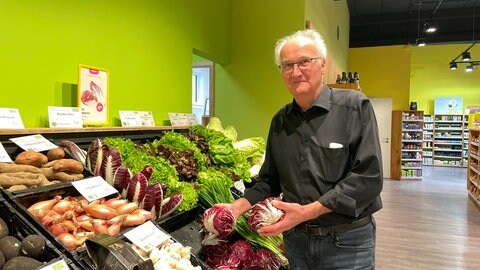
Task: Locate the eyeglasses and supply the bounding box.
[278,57,321,73]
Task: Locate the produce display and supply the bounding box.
[0,149,84,192]
[0,199,67,270]
[0,117,284,269]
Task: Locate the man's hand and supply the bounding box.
[257,200,332,237]
[215,197,252,219]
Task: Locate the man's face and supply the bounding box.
[279,40,325,98]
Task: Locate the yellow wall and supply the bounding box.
[348,46,411,110]
[410,43,480,114]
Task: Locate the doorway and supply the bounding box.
[192,61,214,125]
[370,98,392,179]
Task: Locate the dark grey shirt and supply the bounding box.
[244,85,383,226]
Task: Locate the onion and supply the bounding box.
[82,204,117,219]
[57,232,86,250]
[132,208,153,220]
[122,214,147,227]
[103,197,129,209]
[116,202,139,214]
[52,200,74,214]
[28,196,61,218]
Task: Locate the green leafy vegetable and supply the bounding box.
[103,137,198,211]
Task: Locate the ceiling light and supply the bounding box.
[449,62,458,70]
[462,51,471,61]
[466,64,474,72]
[424,23,437,33]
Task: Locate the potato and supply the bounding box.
[47,148,65,161]
[0,217,8,239]
[20,235,45,259]
[15,151,48,168]
[0,250,4,269]
[0,236,21,261]
[2,256,43,270]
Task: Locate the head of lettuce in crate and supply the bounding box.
[217,29,383,269]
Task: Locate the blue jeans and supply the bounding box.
[283,218,376,270]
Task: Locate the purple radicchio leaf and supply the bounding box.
[86,138,104,176]
[126,171,148,203]
[140,183,164,220]
[113,166,131,195]
[101,148,122,186]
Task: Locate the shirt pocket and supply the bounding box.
[317,145,348,183]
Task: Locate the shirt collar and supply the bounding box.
[287,84,331,114]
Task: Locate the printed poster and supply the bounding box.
[434,97,463,115]
[78,65,109,126]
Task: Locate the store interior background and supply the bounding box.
[1,0,480,140]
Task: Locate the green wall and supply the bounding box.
[216,0,350,139]
[0,0,230,127]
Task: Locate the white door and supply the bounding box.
[370,98,392,179]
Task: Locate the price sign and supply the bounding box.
[10,134,58,152]
[38,259,69,270]
[0,108,24,129]
[124,221,170,253]
[168,113,198,127]
[0,143,12,162]
[72,176,118,202]
[48,106,83,128]
[119,110,155,127]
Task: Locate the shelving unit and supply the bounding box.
[422,114,433,165]
[463,115,469,167]
[467,128,480,211]
[391,110,424,180]
[433,114,464,167]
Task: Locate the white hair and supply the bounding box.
[274,29,327,66]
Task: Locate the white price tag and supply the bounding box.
[0,108,24,129]
[9,134,58,152]
[0,143,12,162]
[169,113,197,127]
[119,110,155,127]
[38,258,69,270]
[71,176,118,202]
[124,221,170,253]
[48,106,83,128]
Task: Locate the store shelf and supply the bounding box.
[391,110,424,180]
[467,128,480,212]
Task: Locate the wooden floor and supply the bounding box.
[375,166,480,270]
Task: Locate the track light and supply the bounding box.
[449,43,479,71]
[416,38,426,47]
[424,23,437,33]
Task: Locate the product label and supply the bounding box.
[124,221,170,253]
[0,108,24,129]
[72,176,118,202]
[9,134,58,152]
[0,143,12,162]
[119,110,155,127]
[168,113,198,126]
[38,259,69,270]
[48,106,83,128]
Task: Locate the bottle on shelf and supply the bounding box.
[336,74,341,84]
[341,72,347,84]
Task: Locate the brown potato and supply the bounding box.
[47,148,65,161]
[14,151,48,168]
